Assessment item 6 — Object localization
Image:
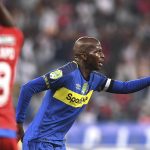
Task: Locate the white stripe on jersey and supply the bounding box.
[103,78,111,91]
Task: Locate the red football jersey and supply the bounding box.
[0,26,23,134]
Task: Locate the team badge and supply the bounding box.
[76,84,81,90]
[50,70,63,79]
[81,83,89,95]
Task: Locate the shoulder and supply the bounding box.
[58,61,78,76]
[0,26,22,34]
[0,26,24,45]
[11,27,24,42]
[47,61,78,80]
[92,71,107,79]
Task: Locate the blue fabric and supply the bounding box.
[16,61,150,149]
[108,77,150,94]
[23,140,66,150]
[16,77,47,123]
[16,61,107,148]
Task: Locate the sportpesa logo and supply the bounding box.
[66,93,88,104]
[53,87,93,108]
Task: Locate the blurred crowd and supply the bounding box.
[5,0,150,124]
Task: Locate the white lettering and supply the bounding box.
[0,35,15,45]
[0,47,15,60]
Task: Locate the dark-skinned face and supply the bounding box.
[74,37,105,71]
[84,42,105,70]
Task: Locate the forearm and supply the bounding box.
[16,84,34,123]
[107,77,150,94]
[16,77,47,123]
[0,2,14,26]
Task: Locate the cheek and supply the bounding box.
[91,55,99,62]
[87,56,98,65]
[87,55,94,62]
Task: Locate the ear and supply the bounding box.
[80,53,87,61]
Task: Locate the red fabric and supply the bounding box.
[0,137,18,150]
[0,26,23,131]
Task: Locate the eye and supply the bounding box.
[96,50,101,54]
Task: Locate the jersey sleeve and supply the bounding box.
[42,68,68,90]
[16,77,48,123]
[107,77,150,94]
[93,72,112,92]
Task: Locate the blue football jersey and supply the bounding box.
[21,61,109,144]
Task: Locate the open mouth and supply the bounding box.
[98,58,104,67]
[98,62,103,67]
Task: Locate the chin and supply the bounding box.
[91,64,101,71]
[98,66,103,70]
[94,66,101,71]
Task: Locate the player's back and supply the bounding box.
[0,26,23,137]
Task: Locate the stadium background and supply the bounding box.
[4,0,150,149]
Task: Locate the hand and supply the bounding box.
[17,123,24,143]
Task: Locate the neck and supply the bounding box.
[75,60,92,81]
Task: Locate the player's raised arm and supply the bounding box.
[0,2,14,27]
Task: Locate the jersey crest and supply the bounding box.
[81,83,89,95]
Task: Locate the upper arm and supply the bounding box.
[22,76,48,94]
[94,72,111,92]
[42,69,67,90]
[42,62,77,90]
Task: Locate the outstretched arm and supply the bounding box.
[104,77,150,94]
[0,2,14,26]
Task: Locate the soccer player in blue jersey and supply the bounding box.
[16,36,150,150]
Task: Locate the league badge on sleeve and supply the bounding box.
[50,70,63,79]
